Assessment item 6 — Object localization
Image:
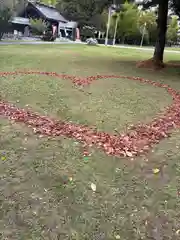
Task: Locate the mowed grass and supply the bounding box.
[0,45,180,239]
[0,73,172,133]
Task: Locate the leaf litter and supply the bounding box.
[0,71,180,158]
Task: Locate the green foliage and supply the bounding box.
[56,0,132,28]
[30,18,48,35]
[110,2,140,42]
[39,0,58,6]
[138,10,157,43]
[138,0,180,16]
[90,10,108,31]
[0,7,12,40]
[138,11,156,32]
[107,2,159,45]
[56,0,104,27]
[167,16,179,42]
[80,26,95,40]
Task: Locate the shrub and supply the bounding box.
[81,26,95,41]
[30,18,48,35]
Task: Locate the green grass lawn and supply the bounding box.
[0,45,180,239]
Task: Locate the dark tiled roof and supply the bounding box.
[33,2,68,23]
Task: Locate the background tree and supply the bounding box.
[110,2,139,43]
[0,7,12,40]
[136,0,180,68]
[56,0,134,29]
[136,0,169,67]
[90,10,108,32]
[138,10,157,44]
[167,15,179,43]
[40,0,57,6]
[30,18,48,35]
[56,0,108,28]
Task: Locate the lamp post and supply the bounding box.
[105,7,111,45]
[140,22,147,47]
[105,4,116,46]
[113,15,119,45]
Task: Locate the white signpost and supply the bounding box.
[105,5,116,46]
[140,22,147,47]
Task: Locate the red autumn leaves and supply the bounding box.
[0,71,180,158]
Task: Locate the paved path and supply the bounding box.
[100,44,180,54]
[0,41,84,45]
[1,40,180,54]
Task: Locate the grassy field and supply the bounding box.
[0,44,180,239]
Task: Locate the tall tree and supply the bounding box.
[153,0,169,64]
[138,10,157,44]
[167,15,179,43]
[56,0,108,28]
[89,10,108,32]
[136,0,169,67]
[137,0,180,67]
[56,0,134,28]
[110,2,139,42]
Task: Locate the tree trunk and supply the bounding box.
[121,35,125,44]
[0,33,3,41]
[153,0,169,63]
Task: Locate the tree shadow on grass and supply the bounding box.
[166,61,180,71]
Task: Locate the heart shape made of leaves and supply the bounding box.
[0,70,180,158]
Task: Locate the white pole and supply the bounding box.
[140,22,146,47]
[113,15,119,46]
[64,26,67,38]
[105,7,111,46]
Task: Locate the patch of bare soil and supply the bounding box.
[136,58,165,70]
